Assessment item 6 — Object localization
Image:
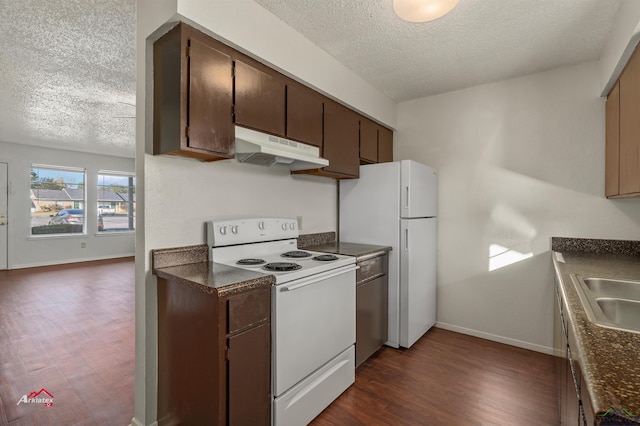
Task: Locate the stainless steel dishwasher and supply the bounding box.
[355,252,389,367]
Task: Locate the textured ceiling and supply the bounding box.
[0,0,135,158]
[0,0,623,157]
[255,0,622,101]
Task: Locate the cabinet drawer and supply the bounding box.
[227,289,270,334]
[356,255,386,284]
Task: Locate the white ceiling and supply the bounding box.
[0,0,136,158]
[0,0,622,157]
[255,0,622,101]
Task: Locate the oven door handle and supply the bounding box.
[279,265,359,292]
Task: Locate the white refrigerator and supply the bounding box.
[340,160,437,348]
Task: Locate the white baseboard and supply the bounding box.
[130,417,158,426]
[435,321,554,355]
[10,253,134,270]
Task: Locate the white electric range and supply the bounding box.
[207,217,357,426]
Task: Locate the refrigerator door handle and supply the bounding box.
[405,186,409,210]
[404,228,409,251]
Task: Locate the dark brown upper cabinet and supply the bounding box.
[378,126,393,163]
[359,117,394,164]
[360,118,379,163]
[234,58,286,137]
[154,21,391,176]
[153,23,234,161]
[286,82,323,148]
[322,99,360,178]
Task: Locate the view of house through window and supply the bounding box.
[30,165,86,235]
[98,172,135,232]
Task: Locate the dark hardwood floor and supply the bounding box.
[0,258,134,426]
[1,258,558,425]
[312,328,559,426]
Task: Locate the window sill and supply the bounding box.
[96,230,135,237]
[28,233,88,240]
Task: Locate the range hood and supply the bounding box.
[234,126,329,171]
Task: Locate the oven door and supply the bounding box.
[273,264,357,396]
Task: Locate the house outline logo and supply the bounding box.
[17,388,54,407]
[597,407,640,424]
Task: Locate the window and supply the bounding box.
[97,172,135,232]
[30,165,86,235]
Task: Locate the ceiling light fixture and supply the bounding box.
[393,0,460,23]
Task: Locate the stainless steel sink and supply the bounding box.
[570,275,640,334]
[596,298,640,328]
[582,278,640,300]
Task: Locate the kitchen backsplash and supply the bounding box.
[551,237,640,256]
[298,232,336,248]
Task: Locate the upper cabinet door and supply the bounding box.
[286,83,323,148]
[360,118,378,163]
[234,59,286,137]
[378,127,393,163]
[153,23,234,161]
[619,46,640,195]
[324,100,360,178]
[188,33,234,155]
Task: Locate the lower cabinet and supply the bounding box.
[555,279,593,426]
[157,278,271,425]
[355,253,388,367]
[228,322,271,426]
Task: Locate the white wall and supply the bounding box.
[134,1,396,424]
[600,0,640,95]
[0,141,134,269]
[145,158,336,251]
[395,61,640,353]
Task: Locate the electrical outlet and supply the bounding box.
[296,216,303,230]
[81,242,86,248]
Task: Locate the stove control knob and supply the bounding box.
[231,225,239,234]
[289,223,295,230]
[219,226,227,235]
[281,223,287,231]
[258,221,265,230]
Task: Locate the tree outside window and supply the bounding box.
[30,166,86,235]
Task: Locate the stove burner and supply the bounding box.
[313,254,339,262]
[236,258,266,266]
[281,250,312,258]
[263,262,302,272]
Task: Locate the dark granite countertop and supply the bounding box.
[305,241,391,261]
[152,244,274,297]
[552,250,640,418]
[155,261,274,297]
[150,238,389,297]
